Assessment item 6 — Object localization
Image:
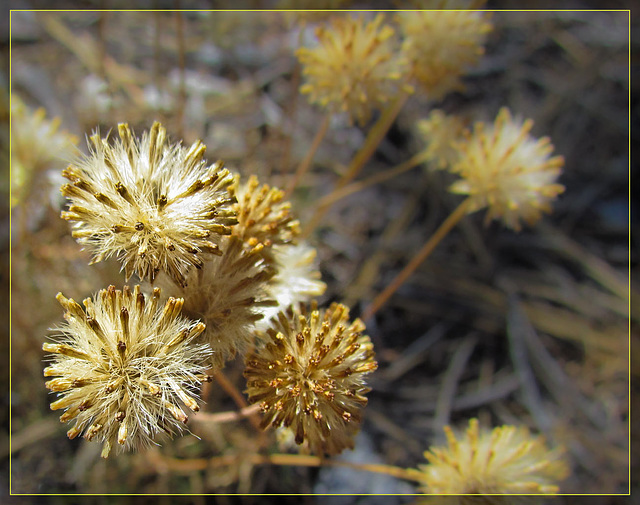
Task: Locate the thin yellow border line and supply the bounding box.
[7,7,632,498]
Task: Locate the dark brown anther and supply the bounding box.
[78,400,91,412]
[111,224,122,233]
[115,411,126,422]
[134,222,145,231]
[117,341,127,352]
[157,194,168,209]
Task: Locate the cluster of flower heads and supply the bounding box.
[295,7,491,124]
[416,418,569,500]
[419,107,565,231]
[45,121,378,458]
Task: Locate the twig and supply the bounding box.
[213,370,262,432]
[191,404,261,425]
[362,198,472,321]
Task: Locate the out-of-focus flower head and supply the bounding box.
[244,301,377,455]
[43,285,211,458]
[417,418,569,496]
[396,4,492,100]
[11,95,77,208]
[60,122,238,287]
[416,109,469,170]
[449,107,565,231]
[297,13,412,126]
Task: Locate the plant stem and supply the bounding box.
[314,151,429,210]
[212,370,262,432]
[191,404,261,424]
[362,198,473,321]
[285,112,331,197]
[302,90,410,237]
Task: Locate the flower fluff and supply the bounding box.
[61,122,238,287]
[449,107,565,231]
[43,285,212,458]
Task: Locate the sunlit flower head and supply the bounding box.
[61,122,238,287]
[43,285,212,458]
[417,419,569,497]
[396,7,492,100]
[297,13,411,125]
[449,107,565,231]
[245,302,377,455]
[416,109,469,170]
[230,174,300,254]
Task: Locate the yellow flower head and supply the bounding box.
[244,302,377,455]
[297,14,410,126]
[61,122,238,287]
[230,174,300,254]
[417,109,469,170]
[396,8,492,100]
[43,285,211,458]
[449,108,565,231]
[418,419,570,495]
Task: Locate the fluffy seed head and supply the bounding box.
[396,8,492,99]
[244,302,377,456]
[255,242,327,331]
[43,285,212,458]
[172,236,277,370]
[297,14,411,126]
[60,122,238,287]
[418,418,569,495]
[449,107,565,231]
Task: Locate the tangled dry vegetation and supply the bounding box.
[5,5,632,503]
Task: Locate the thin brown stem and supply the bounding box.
[362,198,473,321]
[212,370,262,432]
[191,404,261,424]
[314,151,428,210]
[285,113,331,197]
[302,90,410,237]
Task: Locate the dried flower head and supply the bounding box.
[61,122,238,287]
[297,14,411,126]
[416,109,469,170]
[43,285,212,458]
[11,95,77,208]
[230,174,300,254]
[255,242,327,331]
[449,107,565,231]
[173,236,277,370]
[244,302,378,455]
[417,419,569,496]
[396,8,492,100]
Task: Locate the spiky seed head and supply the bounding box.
[43,285,212,458]
[417,418,569,496]
[297,14,412,126]
[449,107,565,231]
[244,302,378,456]
[396,8,492,100]
[229,174,300,254]
[60,122,238,287]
